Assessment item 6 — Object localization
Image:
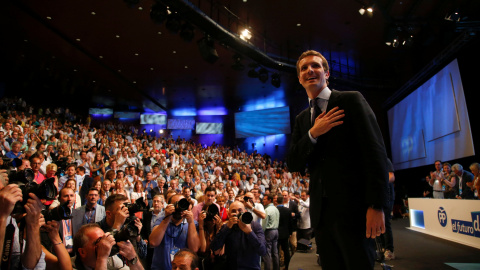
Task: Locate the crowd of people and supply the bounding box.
[424,160,480,200]
[0,96,312,270]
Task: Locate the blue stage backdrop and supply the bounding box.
[235,106,291,139]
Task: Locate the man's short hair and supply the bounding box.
[452,163,463,171]
[153,194,165,202]
[205,186,216,194]
[66,163,77,171]
[173,248,199,270]
[104,194,128,211]
[60,187,74,197]
[276,195,284,205]
[73,223,101,256]
[88,187,99,194]
[296,50,329,76]
[77,166,86,173]
[265,193,274,202]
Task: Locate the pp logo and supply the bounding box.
[438,207,447,227]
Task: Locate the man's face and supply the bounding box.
[152,197,164,212]
[87,190,99,206]
[129,167,135,176]
[435,161,442,171]
[282,191,289,202]
[251,189,259,198]
[79,227,105,266]
[228,190,234,199]
[262,196,270,206]
[453,168,462,176]
[205,191,216,204]
[228,201,245,218]
[60,189,75,207]
[298,55,330,93]
[182,188,191,198]
[103,180,111,191]
[146,173,153,181]
[12,143,20,153]
[301,192,308,201]
[67,166,76,177]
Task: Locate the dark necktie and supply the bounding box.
[310,98,321,126]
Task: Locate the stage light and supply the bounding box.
[166,13,182,33]
[150,129,153,132]
[180,23,195,42]
[271,73,281,88]
[359,7,365,15]
[240,29,252,40]
[197,36,219,64]
[159,129,164,134]
[150,2,168,24]
[231,54,245,71]
[258,68,268,83]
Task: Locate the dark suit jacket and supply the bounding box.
[459,170,475,199]
[285,200,300,231]
[287,89,389,229]
[79,176,94,205]
[277,205,293,240]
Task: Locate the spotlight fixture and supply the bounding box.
[165,13,182,33]
[231,53,245,71]
[150,2,168,24]
[197,35,219,64]
[159,129,164,134]
[445,9,462,22]
[142,129,146,133]
[271,73,281,88]
[180,23,195,42]
[258,68,268,83]
[150,129,153,132]
[359,7,365,15]
[240,28,252,41]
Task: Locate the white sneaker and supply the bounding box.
[384,250,395,260]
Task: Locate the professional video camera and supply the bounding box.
[42,201,72,222]
[9,168,58,215]
[110,197,147,256]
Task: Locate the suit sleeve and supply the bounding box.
[347,92,389,207]
[287,112,315,174]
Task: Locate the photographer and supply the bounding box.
[71,223,144,270]
[149,194,200,270]
[0,170,46,269]
[242,191,266,224]
[97,194,147,261]
[41,220,73,269]
[210,201,266,270]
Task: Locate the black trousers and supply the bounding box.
[278,238,291,269]
[314,199,375,270]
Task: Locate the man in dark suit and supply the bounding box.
[276,195,293,270]
[77,166,94,205]
[281,190,300,254]
[452,163,474,199]
[287,50,389,270]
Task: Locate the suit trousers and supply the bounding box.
[315,198,375,270]
[263,229,280,270]
[278,238,290,269]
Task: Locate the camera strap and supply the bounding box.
[1,220,15,270]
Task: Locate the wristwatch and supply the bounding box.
[128,256,138,265]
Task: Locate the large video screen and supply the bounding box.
[140,114,167,125]
[196,123,223,134]
[89,108,113,115]
[235,106,291,138]
[387,59,474,170]
[114,112,140,119]
[167,119,195,130]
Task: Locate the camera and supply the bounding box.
[243,196,253,203]
[42,201,72,222]
[171,198,189,220]
[9,168,58,215]
[236,212,253,224]
[109,197,147,256]
[204,204,219,221]
[53,157,70,177]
